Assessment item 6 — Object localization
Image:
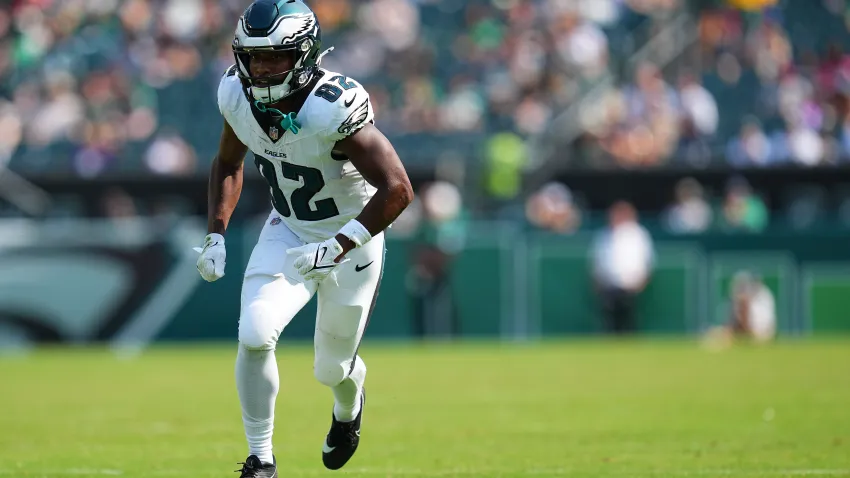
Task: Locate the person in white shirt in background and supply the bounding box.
[704,271,776,349]
[591,201,655,334]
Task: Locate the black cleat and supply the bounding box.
[235,455,277,478]
[322,389,365,470]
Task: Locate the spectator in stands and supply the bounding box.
[595,62,681,168]
[4,0,850,179]
[482,131,528,212]
[746,20,793,85]
[551,7,610,82]
[144,130,197,176]
[727,117,772,166]
[676,71,719,166]
[525,182,582,234]
[721,176,769,232]
[784,120,825,166]
[591,201,655,334]
[664,177,713,234]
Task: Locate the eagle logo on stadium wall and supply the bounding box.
[0,221,204,347]
[269,126,279,141]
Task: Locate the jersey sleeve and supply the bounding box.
[324,79,376,143]
[217,65,243,124]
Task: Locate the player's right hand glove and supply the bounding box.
[193,233,226,282]
[286,237,349,283]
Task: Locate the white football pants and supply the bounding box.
[238,210,385,386]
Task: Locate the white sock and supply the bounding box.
[332,355,366,422]
[235,345,278,465]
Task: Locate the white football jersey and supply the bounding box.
[218,66,376,243]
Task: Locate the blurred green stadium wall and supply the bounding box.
[1,217,849,347]
[156,222,850,343]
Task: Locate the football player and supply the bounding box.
[194,1,413,476]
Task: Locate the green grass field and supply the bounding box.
[1,338,849,477]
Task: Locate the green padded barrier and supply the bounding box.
[634,245,705,334]
[528,236,599,336]
[449,225,519,337]
[802,264,850,334]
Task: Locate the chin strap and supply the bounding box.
[254,100,301,134]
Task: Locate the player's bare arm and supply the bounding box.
[208,119,248,235]
[195,119,247,282]
[332,123,414,260]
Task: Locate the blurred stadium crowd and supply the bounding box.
[3,0,850,176]
[0,0,849,229]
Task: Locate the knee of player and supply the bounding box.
[238,329,276,351]
[238,303,279,351]
[313,357,348,387]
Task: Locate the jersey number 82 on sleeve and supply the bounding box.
[314,75,357,103]
[254,155,340,222]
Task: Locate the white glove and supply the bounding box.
[286,237,350,283]
[193,233,226,282]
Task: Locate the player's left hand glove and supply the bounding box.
[286,237,350,283]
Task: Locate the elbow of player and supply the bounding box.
[393,180,414,208]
